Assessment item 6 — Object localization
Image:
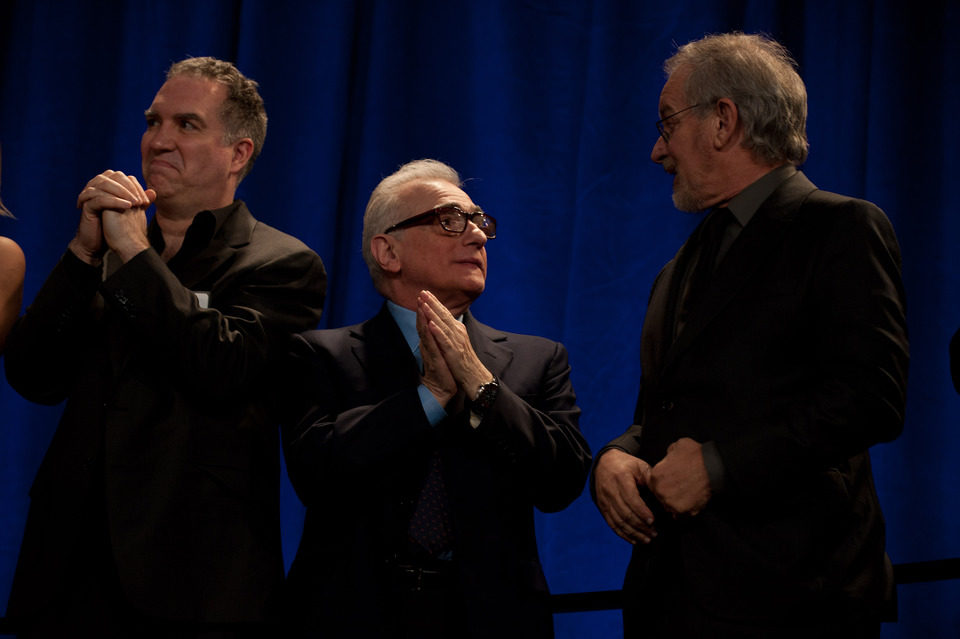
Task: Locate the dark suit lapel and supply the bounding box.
[178,202,256,290]
[352,304,422,395]
[662,171,818,373]
[98,204,259,375]
[463,311,513,380]
[643,250,687,376]
[348,307,511,398]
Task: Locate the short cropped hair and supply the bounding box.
[362,159,463,292]
[167,56,267,180]
[666,32,809,166]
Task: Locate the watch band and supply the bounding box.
[468,377,499,415]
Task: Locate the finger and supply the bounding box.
[416,305,445,347]
[84,195,138,214]
[419,297,452,335]
[419,290,458,327]
[638,462,653,487]
[427,319,458,353]
[602,505,655,544]
[426,306,471,350]
[420,331,441,363]
[415,304,428,337]
[78,185,135,209]
[622,494,656,529]
[97,171,138,199]
[105,172,147,208]
[598,484,656,539]
[418,316,448,364]
[78,176,139,210]
[119,173,150,207]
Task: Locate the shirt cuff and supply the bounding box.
[418,384,447,427]
[701,440,726,493]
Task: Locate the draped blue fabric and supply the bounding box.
[1,1,958,636]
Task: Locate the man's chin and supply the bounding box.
[672,191,703,213]
[461,281,485,304]
[465,281,485,300]
[144,179,175,201]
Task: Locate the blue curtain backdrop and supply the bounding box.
[1,1,958,636]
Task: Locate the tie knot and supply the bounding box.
[708,206,731,228]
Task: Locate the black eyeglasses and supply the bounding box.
[655,103,701,143]
[384,204,497,238]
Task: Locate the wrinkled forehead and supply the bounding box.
[148,75,227,119]
[658,66,692,116]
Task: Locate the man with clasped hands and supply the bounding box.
[593,33,908,638]
[4,57,326,636]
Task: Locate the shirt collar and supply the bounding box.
[147,200,241,268]
[386,299,466,356]
[724,164,797,228]
[386,301,420,355]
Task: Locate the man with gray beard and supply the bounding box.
[592,33,908,638]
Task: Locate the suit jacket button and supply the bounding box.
[661,400,675,412]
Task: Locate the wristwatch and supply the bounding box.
[468,377,500,416]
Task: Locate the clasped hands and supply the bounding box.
[594,437,711,545]
[70,170,156,265]
[416,290,493,409]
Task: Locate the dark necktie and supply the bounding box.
[679,207,731,327]
[407,452,453,556]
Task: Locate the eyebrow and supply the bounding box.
[439,201,483,214]
[144,110,206,126]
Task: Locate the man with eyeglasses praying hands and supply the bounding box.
[279,159,591,638]
[592,33,908,638]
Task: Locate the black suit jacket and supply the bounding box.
[599,171,909,629]
[4,201,326,625]
[281,305,591,638]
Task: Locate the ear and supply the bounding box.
[712,98,740,150]
[370,234,402,274]
[230,138,255,175]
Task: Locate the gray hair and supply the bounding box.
[167,56,267,180]
[666,32,809,166]
[362,159,462,292]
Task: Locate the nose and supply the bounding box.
[651,135,668,164]
[464,221,489,247]
[145,122,175,151]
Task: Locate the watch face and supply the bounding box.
[473,379,499,412]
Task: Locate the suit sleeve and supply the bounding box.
[6,241,326,405]
[280,332,437,506]
[105,244,325,399]
[281,333,592,513]
[475,340,592,513]
[4,251,102,404]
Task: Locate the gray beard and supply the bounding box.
[672,185,705,212]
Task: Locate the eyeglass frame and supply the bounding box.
[655,103,702,143]
[383,203,497,238]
